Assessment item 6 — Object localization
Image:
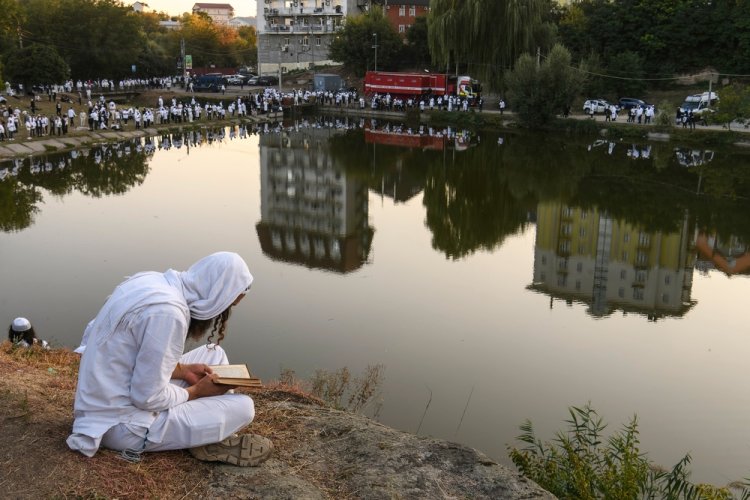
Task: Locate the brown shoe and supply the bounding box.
[190,434,273,466]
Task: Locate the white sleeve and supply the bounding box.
[129,311,189,411]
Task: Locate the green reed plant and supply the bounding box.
[508,404,750,499]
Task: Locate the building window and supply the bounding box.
[579,227,586,237]
[620,269,627,280]
[633,288,644,300]
[636,251,648,265]
[576,262,583,272]
[399,24,405,33]
[561,224,572,236]
[541,256,547,265]
[557,275,567,287]
[302,36,309,46]
[409,6,416,16]
[575,280,581,291]
[399,5,405,15]
[624,233,630,243]
[665,274,671,285]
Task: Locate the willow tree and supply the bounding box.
[428,0,553,88]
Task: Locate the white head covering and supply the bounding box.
[79,252,252,351]
[12,317,31,332]
[174,252,253,320]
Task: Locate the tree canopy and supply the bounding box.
[428,0,555,89]
[506,44,584,128]
[329,9,404,75]
[4,43,70,86]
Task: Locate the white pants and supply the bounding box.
[101,345,254,452]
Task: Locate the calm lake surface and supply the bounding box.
[2,118,749,485]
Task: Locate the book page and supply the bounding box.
[210,364,250,379]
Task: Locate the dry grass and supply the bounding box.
[0,342,211,499]
[0,342,342,499]
[0,342,376,499]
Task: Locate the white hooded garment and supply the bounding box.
[67,252,252,456]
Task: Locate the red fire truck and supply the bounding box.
[364,71,481,102]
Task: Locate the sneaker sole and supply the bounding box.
[191,434,273,467]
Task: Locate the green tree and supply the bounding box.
[4,43,70,86]
[607,50,645,98]
[20,0,144,79]
[428,0,554,89]
[403,16,430,69]
[506,44,584,128]
[329,9,403,75]
[711,84,750,130]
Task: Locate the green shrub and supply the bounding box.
[508,404,750,499]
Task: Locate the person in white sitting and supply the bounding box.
[67,252,272,466]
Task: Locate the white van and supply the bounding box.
[679,92,719,116]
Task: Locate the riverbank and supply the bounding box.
[3,87,750,161]
[0,88,282,160]
[0,343,554,499]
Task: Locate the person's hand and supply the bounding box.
[177,363,213,386]
[186,373,236,400]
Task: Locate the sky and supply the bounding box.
[124,0,258,18]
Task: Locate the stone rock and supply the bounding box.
[205,400,555,500]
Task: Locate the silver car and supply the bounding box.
[583,99,612,114]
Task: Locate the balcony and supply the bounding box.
[264,6,343,17]
[264,23,341,33]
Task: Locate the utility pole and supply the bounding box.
[279,43,284,92]
[372,33,378,71]
[180,38,186,82]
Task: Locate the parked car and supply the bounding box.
[618,97,648,110]
[253,75,279,86]
[583,99,614,114]
[225,74,247,85]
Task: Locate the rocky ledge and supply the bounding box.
[206,396,555,499]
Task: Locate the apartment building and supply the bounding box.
[530,202,696,320]
[192,3,235,24]
[256,0,368,75]
[372,0,430,36]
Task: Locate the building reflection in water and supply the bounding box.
[529,202,697,321]
[256,122,374,273]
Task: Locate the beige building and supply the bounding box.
[530,202,696,320]
[192,3,235,24]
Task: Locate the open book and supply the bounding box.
[209,364,263,388]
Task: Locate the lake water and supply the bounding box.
[1,118,749,486]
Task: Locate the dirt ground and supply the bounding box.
[0,343,327,499]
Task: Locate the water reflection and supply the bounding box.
[530,202,696,320]
[255,120,374,273]
[695,231,750,276]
